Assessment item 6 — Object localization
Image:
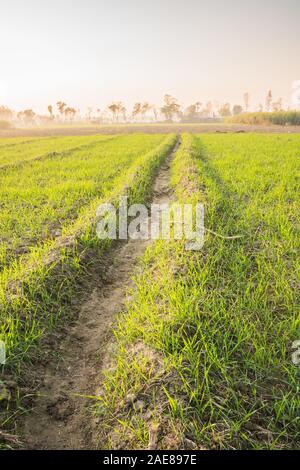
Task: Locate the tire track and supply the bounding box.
[19,138,180,449]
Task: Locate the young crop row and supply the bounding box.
[0,134,166,271]
[0,134,116,168]
[228,111,300,126]
[97,133,300,450]
[0,136,40,148]
[0,133,176,371]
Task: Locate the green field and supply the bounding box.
[0,135,115,167]
[228,111,300,126]
[0,133,176,364]
[96,133,300,449]
[0,134,166,270]
[0,132,299,450]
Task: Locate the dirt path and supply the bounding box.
[20,140,179,450]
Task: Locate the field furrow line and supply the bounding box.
[16,137,180,449]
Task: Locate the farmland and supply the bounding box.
[0,134,165,270]
[228,111,300,126]
[0,134,116,167]
[1,121,300,139]
[0,133,175,366]
[95,133,300,450]
[0,131,299,450]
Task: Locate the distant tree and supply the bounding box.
[86,107,93,121]
[232,105,243,115]
[140,102,152,120]
[195,101,202,113]
[17,109,36,124]
[218,103,232,117]
[119,104,127,121]
[132,102,142,120]
[57,101,67,118]
[47,105,54,120]
[108,103,118,121]
[243,92,250,112]
[258,103,263,112]
[185,104,197,119]
[131,101,142,119]
[71,107,77,120]
[0,106,13,120]
[152,106,158,121]
[64,107,76,121]
[25,109,35,121]
[185,102,202,119]
[202,101,213,117]
[272,98,282,112]
[108,102,125,121]
[36,114,51,124]
[265,90,272,112]
[160,94,181,122]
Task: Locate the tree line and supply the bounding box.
[0,91,290,125]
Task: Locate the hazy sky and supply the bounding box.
[0,0,299,113]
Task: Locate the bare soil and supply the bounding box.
[19,141,179,450]
[1,122,300,138]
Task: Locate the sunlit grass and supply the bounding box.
[0,134,165,271]
[0,134,176,372]
[228,111,300,126]
[0,134,115,167]
[97,133,300,449]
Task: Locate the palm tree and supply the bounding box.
[195,101,202,113]
[132,102,142,121]
[64,107,76,121]
[115,102,125,121]
[57,101,67,118]
[47,105,53,120]
[108,103,119,121]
